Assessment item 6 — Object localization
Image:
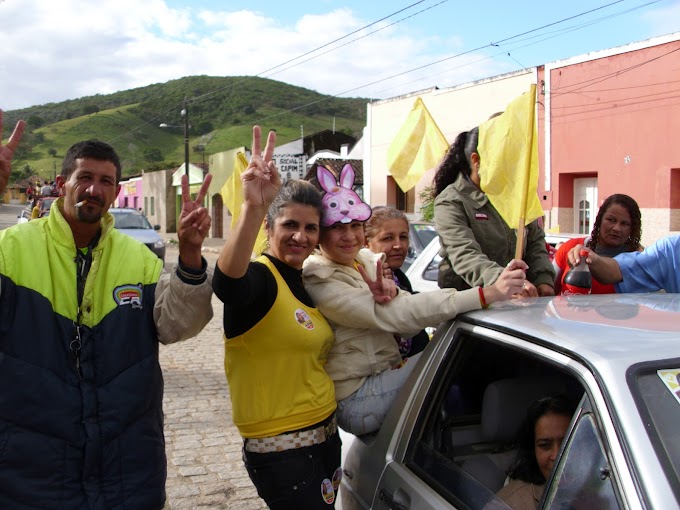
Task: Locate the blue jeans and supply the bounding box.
[243,427,342,509]
[337,353,422,435]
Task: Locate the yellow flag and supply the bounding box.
[220,152,268,255]
[478,84,543,229]
[387,97,449,192]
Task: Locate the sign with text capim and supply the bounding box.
[273,154,307,181]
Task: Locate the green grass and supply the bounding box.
[7,76,368,180]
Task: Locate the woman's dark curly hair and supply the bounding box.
[432,127,479,198]
[586,194,642,252]
[506,394,577,485]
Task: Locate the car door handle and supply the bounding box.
[379,488,409,510]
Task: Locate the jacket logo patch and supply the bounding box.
[113,284,143,309]
[475,213,488,221]
[295,308,314,330]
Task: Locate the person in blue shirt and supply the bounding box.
[568,235,680,293]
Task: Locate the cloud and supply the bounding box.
[641,1,680,37]
[0,0,507,111]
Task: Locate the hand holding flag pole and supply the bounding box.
[478,84,542,260]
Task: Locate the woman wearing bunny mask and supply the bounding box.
[303,164,528,436]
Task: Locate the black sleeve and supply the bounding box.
[213,261,270,306]
[213,261,278,338]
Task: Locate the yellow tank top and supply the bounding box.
[224,256,336,438]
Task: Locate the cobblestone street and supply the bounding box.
[161,292,267,510]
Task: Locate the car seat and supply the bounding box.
[460,376,571,492]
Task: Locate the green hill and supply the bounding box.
[3,76,368,181]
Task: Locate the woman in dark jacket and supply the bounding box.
[432,127,555,296]
[364,206,430,358]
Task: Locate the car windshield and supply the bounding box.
[632,364,680,493]
[412,223,437,247]
[111,211,153,230]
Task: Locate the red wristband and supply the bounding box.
[479,287,489,309]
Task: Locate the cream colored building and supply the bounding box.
[365,69,536,216]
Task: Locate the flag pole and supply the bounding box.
[514,84,537,260]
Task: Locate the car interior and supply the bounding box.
[406,331,587,509]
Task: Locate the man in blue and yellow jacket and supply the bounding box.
[0,112,214,509]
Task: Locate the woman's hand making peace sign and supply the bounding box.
[242,126,281,208]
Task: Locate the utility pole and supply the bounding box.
[182,98,189,178]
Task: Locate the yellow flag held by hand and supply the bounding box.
[220,152,268,255]
[478,84,543,231]
[387,97,449,192]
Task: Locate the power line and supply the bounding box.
[110,0,657,149]
[368,0,660,98]
[107,0,438,145]
[551,45,680,96]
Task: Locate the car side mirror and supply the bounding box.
[154,225,161,231]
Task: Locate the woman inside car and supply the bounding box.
[496,395,577,510]
[213,127,341,509]
[552,193,642,294]
[303,165,528,436]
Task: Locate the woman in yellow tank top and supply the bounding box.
[213,126,342,509]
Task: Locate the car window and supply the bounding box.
[544,412,621,509]
[629,363,680,500]
[423,252,442,282]
[402,331,586,510]
[111,211,153,229]
[412,224,437,249]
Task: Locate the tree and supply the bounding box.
[197,121,213,135]
[9,164,34,184]
[27,115,45,129]
[418,185,435,222]
[143,148,163,163]
[82,104,100,115]
[48,148,57,157]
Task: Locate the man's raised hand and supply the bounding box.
[0,110,26,195]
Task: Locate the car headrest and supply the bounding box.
[481,376,570,443]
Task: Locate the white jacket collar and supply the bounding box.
[303,248,385,281]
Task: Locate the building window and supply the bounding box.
[578,199,590,235]
[124,197,129,208]
[145,197,148,215]
[150,196,155,216]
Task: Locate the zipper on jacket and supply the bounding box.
[70,321,83,380]
[72,229,101,380]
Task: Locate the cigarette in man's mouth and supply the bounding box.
[75,199,88,208]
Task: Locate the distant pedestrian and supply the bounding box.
[40,180,53,196]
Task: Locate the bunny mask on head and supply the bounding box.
[317,164,372,227]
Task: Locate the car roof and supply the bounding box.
[110,208,141,214]
[462,293,680,370]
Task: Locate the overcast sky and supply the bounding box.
[0,0,678,111]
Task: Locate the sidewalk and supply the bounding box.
[161,232,226,254]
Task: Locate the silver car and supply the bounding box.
[109,208,166,263]
[405,233,580,294]
[340,293,680,509]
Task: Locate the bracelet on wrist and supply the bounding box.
[478,287,490,309]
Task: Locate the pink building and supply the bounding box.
[539,33,680,245]
[115,177,144,211]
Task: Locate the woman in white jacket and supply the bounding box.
[303,165,528,436]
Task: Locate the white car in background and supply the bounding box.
[405,233,580,294]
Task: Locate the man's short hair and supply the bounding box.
[62,140,122,184]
